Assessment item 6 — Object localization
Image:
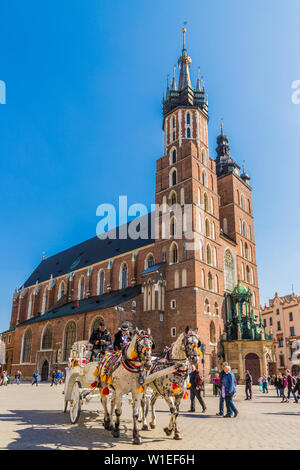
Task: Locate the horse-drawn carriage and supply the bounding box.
[63,327,201,444]
[63,341,102,423]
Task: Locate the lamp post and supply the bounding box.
[200,343,206,397]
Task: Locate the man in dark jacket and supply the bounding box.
[245,370,253,400]
[286,369,298,402]
[189,365,207,413]
[113,323,132,351]
[216,362,228,416]
[293,374,300,402]
[89,321,112,359]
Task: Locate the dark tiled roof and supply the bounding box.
[1,327,15,335]
[23,213,155,288]
[141,263,165,275]
[17,285,141,327]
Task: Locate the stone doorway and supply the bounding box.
[245,353,260,384]
[41,360,49,381]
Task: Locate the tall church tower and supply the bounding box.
[154,28,223,358]
[151,28,262,376]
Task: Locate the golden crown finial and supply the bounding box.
[182,27,186,34]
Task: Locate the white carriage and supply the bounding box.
[63,341,104,424]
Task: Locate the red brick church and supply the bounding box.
[2,30,261,381]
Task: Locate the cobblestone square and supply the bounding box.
[0,383,299,450]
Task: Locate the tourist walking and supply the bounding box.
[258,376,263,392]
[293,374,300,402]
[245,370,253,400]
[278,373,287,402]
[32,371,39,386]
[216,362,228,416]
[50,370,57,386]
[14,370,22,384]
[223,365,239,418]
[213,373,220,396]
[286,369,297,402]
[274,374,280,397]
[189,365,207,413]
[262,375,269,393]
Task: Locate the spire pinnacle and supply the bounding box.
[171,65,177,90]
[196,67,202,91]
[178,25,192,89]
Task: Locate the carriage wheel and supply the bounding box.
[64,400,68,413]
[69,381,81,424]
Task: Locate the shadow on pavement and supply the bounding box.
[263,412,300,416]
[0,409,164,450]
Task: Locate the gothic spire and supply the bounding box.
[196,67,202,91]
[162,27,208,119]
[178,27,192,89]
[171,65,177,90]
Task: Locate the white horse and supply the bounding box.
[141,326,200,440]
[99,328,153,445]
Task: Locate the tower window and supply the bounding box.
[172,149,177,164]
[186,113,191,124]
[187,127,191,138]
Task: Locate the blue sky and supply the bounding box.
[0,0,299,332]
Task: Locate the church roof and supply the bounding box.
[17,285,142,327]
[22,213,155,288]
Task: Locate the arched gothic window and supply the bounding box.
[224,249,235,292]
[208,272,213,291]
[58,281,65,300]
[215,275,219,293]
[78,276,85,300]
[246,266,251,284]
[63,322,76,361]
[120,264,128,289]
[22,329,32,363]
[210,322,216,343]
[172,149,177,164]
[201,269,205,288]
[147,254,155,268]
[27,294,33,319]
[170,243,178,264]
[205,218,210,237]
[41,288,48,314]
[207,244,212,265]
[204,193,209,212]
[170,168,177,187]
[42,325,52,350]
[97,270,105,295]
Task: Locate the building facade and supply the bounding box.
[2,30,269,382]
[262,292,300,376]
